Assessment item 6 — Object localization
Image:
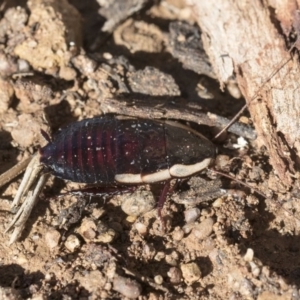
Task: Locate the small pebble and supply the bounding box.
[172,227,184,241]
[45,229,61,249]
[243,248,254,262]
[166,255,178,266]
[154,251,165,261]
[249,261,260,277]
[91,208,104,219]
[126,215,137,224]
[143,243,156,259]
[72,55,97,75]
[184,208,200,223]
[196,82,214,99]
[17,59,30,72]
[104,282,112,290]
[135,222,148,235]
[96,223,116,243]
[45,273,54,282]
[215,154,230,169]
[77,218,115,243]
[154,275,163,285]
[182,223,195,234]
[261,266,270,278]
[291,289,300,299]
[59,66,76,81]
[103,52,113,60]
[16,254,28,265]
[113,276,142,299]
[212,198,223,208]
[165,251,179,266]
[192,217,214,240]
[167,267,182,284]
[31,233,41,241]
[64,234,81,252]
[73,107,82,117]
[227,79,242,99]
[77,218,97,241]
[106,262,117,279]
[180,262,202,285]
[121,190,155,217]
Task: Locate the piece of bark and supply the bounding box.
[188,0,300,187]
[100,97,257,140]
[168,21,216,78]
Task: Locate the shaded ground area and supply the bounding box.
[0,0,299,299]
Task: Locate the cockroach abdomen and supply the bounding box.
[40,117,118,183]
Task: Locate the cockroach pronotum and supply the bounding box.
[0,115,219,243]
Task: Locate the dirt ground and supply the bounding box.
[0,0,300,299]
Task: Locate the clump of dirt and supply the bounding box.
[0,0,299,299]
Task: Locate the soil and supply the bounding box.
[0,0,299,299]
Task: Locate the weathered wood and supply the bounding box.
[188,0,300,187]
[101,97,257,140]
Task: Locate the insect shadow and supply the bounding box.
[0,263,44,298]
[0,130,17,175]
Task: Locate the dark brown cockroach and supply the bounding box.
[0,115,217,243]
[40,116,216,185]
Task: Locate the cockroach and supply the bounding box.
[1,49,292,244]
[0,115,218,243]
[39,116,216,185]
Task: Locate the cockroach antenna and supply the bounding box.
[211,166,300,226]
[209,168,266,198]
[213,42,296,140]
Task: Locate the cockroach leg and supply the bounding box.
[0,156,31,188]
[10,154,43,209]
[157,179,180,228]
[40,129,52,143]
[157,180,171,221]
[6,173,49,244]
[2,154,47,244]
